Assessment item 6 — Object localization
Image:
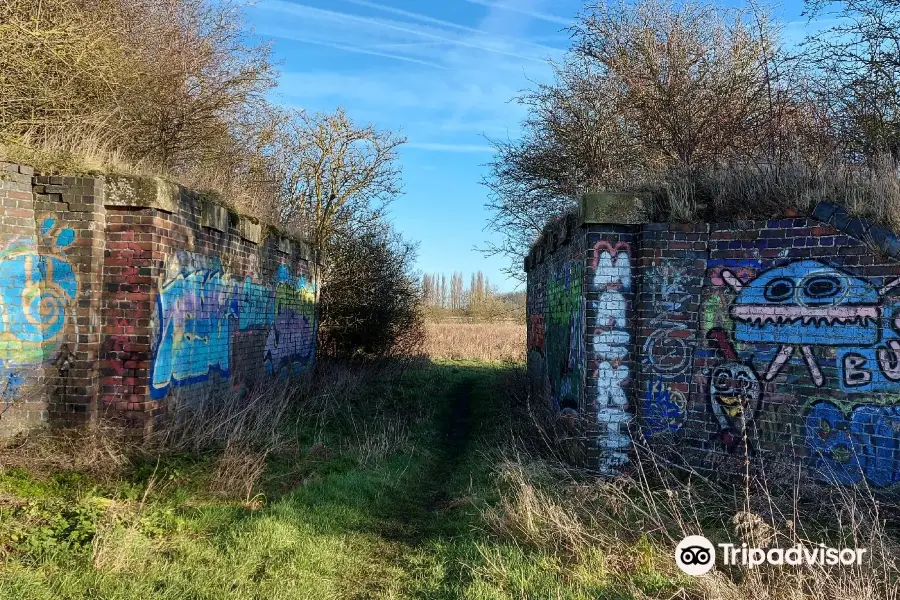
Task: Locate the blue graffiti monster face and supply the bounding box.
[805,402,865,485]
[731,261,880,347]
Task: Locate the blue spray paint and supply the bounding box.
[807,401,900,487]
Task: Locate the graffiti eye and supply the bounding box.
[712,368,731,391]
[764,278,794,302]
[801,275,844,305]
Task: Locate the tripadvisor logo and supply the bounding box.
[675,535,716,575]
[675,535,868,575]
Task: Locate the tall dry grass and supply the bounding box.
[484,372,900,600]
[486,452,900,599]
[0,0,282,222]
[424,322,526,363]
[0,360,424,505]
[642,154,900,230]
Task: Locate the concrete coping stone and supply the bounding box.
[200,199,229,232]
[102,174,313,250]
[104,175,179,213]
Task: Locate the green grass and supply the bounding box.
[0,361,671,600]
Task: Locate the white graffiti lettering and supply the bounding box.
[592,241,632,475]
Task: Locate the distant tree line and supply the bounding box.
[421,271,525,322]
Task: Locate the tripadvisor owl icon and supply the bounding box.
[675,535,716,575]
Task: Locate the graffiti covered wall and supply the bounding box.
[527,219,586,418]
[0,163,317,437]
[526,198,900,487]
[150,257,316,400]
[692,214,900,486]
[101,184,317,432]
[586,232,635,474]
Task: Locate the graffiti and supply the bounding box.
[0,218,78,383]
[151,255,316,398]
[703,260,760,337]
[265,265,317,375]
[643,261,693,378]
[643,377,684,438]
[591,241,632,474]
[723,260,900,389]
[546,260,583,411]
[835,302,900,392]
[1,371,24,413]
[807,401,900,486]
[528,314,545,353]
[151,261,235,396]
[707,328,761,446]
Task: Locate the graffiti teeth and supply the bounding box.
[732,305,879,327]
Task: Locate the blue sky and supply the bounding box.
[247,0,816,292]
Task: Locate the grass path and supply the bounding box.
[0,363,528,600]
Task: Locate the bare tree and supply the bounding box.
[450,272,464,310]
[802,0,900,163]
[0,0,283,220]
[483,0,795,278]
[267,107,406,251]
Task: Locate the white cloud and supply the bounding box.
[458,0,573,25]
[256,0,557,63]
[270,34,448,69]
[253,0,569,151]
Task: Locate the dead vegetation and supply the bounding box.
[485,0,900,278]
[638,153,900,229]
[484,451,900,599]
[424,322,526,363]
[0,361,419,502]
[0,0,282,217]
[0,0,407,238]
[485,370,900,600]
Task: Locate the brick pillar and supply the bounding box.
[0,163,45,435]
[580,193,649,474]
[585,225,638,474]
[99,176,178,434]
[32,175,106,428]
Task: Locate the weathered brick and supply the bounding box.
[527,212,900,488]
[0,163,318,440]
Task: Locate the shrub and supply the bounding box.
[0,0,280,221]
[318,221,424,359]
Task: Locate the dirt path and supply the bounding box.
[423,376,474,513]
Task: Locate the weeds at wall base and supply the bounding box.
[479,364,900,599]
[485,421,900,598]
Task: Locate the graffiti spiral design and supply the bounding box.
[22,281,68,340]
[643,328,691,378]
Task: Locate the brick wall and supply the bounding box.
[526,215,588,461]
[584,226,636,475]
[0,163,317,438]
[526,198,900,488]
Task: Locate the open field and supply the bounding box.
[424,322,525,363]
